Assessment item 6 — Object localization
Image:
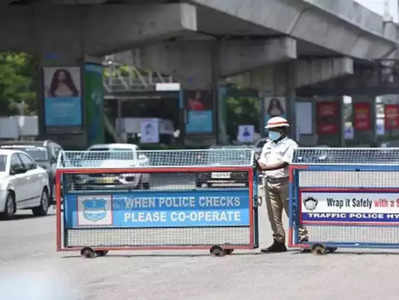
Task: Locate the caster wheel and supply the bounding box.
[311,244,327,255]
[210,245,225,257]
[224,249,234,255]
[95,250,109,257]
[327,247,337,253]
[80,247,95,258]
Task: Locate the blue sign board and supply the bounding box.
[186,110,213,133]
[65,190,250,228]
[45,97,82,126]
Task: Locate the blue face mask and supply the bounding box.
[268,131,281,141]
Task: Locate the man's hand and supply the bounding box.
[258,160,288,171]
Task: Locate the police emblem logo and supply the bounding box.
[304,197,318,211]
[83,198,107,222]
[77,195,112,226]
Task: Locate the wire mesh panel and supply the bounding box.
[289,147,399,249]
[56,149,257,252]
[293,148,399,165]
[58,149,254,169]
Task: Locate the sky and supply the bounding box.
[355,0,398,21]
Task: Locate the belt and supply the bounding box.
[265,177,288,183]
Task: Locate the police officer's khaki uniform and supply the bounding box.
[259,137,307,244]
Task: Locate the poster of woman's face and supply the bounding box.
[43,66,82,128]
[186,90,211,111]
[265,97,286,118]
[44,67,81,98]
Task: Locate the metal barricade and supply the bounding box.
[289,147,399,254]
[56,149,258,257]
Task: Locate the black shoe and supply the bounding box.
[261,240,287,253]
[300,236,309,242]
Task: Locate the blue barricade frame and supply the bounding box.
[289,159,399,250]
[56,149,258,253]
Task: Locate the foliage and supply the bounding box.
[0,52,38,116]
[225,96,261,142]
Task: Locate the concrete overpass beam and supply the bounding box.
[139,41,214,90]
[295,57,354,88]
[190,0,398,60]
[86,4,197,56]
[219,37,297,77]
[0,4,197,57]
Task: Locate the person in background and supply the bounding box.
[257,116,308,252]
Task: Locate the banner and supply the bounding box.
[237,125,255,143]
[354,102,371,131]
[316,102,339,135]
[385,104,399,130]
[140,119,160,143]
[185,90,213,133]
[43,67,82,127]
[301,189,399,224]
[65,190,250,228]
[84,64,104,145]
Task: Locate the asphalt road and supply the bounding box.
[2,188,399,300]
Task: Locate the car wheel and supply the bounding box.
[32,188,49,217]
[0,192,16,219]
[142,182,150,190]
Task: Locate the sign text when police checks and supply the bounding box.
[117,196,242,223]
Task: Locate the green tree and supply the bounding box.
[0,52,38,116]
[225,96,261,142]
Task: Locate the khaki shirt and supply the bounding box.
[259,137,298,178]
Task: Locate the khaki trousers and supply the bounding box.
[265,179,307,244]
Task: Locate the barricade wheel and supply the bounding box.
[210,245,225,257]
[81,247,95,258]
[95,250,109,257]
[327,247,337,253]
[224,249,234,255]
[311,244,327,255]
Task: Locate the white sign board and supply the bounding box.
[0,117,18,139]
[295,102,312,138]
[155,83,181,91]
[237,125,255,143]
[16,116,39,136]
[301,190,399,224]
[140,119,160,143]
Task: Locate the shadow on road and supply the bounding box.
[0,212,55,221]
[60,251,263,259]
[290,249,399,256]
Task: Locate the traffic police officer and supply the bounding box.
[257,116,307,252]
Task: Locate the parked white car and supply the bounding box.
[73,143,150,190]
[0,149,50,219]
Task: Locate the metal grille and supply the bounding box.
[66,227,250,247]
[293,148,399,165]
[58,149,254,169]
[306,225,399,244]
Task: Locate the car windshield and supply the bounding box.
[22,147,48,162]
[0,155,6,171]
[87,148,135,160]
